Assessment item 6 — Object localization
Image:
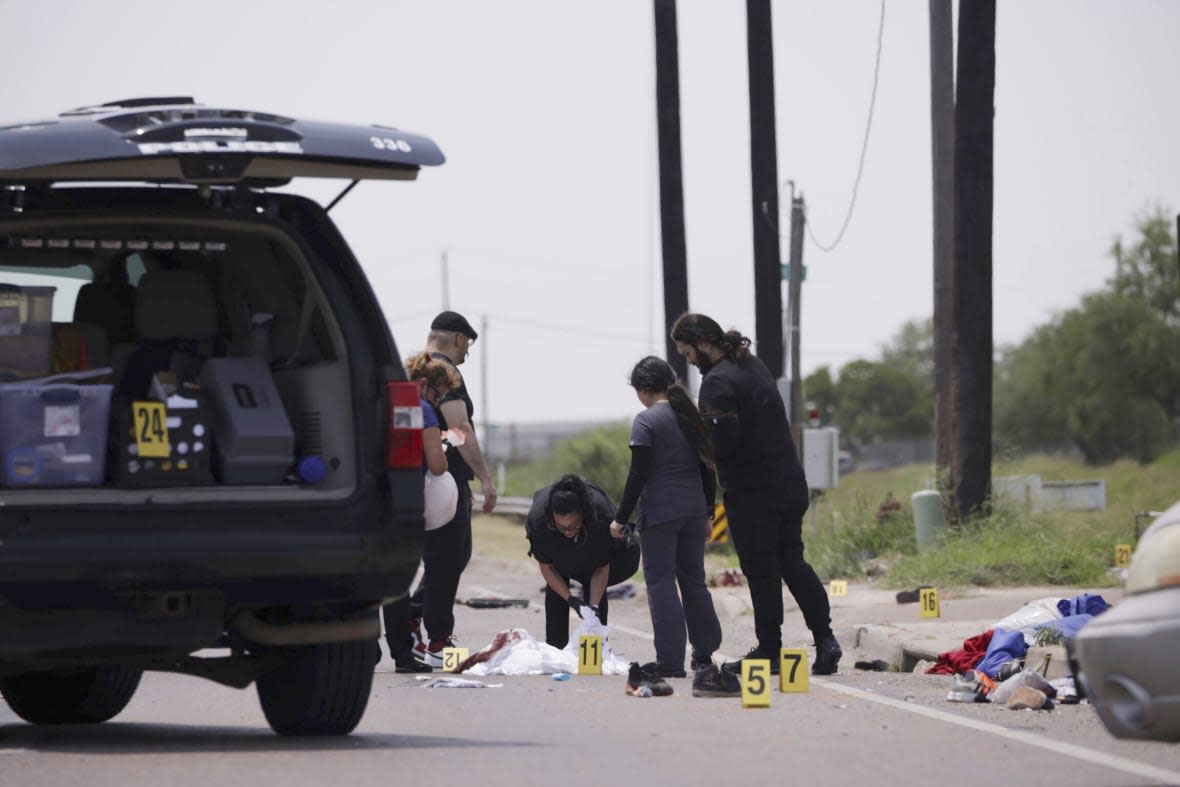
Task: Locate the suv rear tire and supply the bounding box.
[255,640,375,736]
[0,665,143,724]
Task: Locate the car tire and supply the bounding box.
[0,665,143,724]
[255,640,375,736]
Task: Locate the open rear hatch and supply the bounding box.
[0,96,444,186]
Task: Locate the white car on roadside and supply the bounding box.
[1074,500,1180,742]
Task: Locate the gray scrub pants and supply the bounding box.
[639,515,723,670]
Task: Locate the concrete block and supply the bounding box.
[1024,645,1070,680]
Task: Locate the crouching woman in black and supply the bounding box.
[525,475,641,648]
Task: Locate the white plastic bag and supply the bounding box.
[424,471,458,530]
[991,596,1063,641]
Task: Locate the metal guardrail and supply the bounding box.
[474,494,531,516]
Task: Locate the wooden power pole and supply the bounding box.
[746,0,784,378]
[653,0,690,382]
[951,0,996,519]
[929,0,954,484]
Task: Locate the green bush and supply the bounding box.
[502,421,632,501]
[502,430,1176,589]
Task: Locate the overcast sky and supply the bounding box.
[4,1,1179,424]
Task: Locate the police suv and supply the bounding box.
[0,97,440,735]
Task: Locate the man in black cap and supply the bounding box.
[408,310,498,667]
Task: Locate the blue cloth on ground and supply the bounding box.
[975,627,1028,678]
[1056,593,1108,617]
[1034,614,1094,641]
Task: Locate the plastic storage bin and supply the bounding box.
[0,382,113,486]
[0,284,55,382]
[199,357,295,484]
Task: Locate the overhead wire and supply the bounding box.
[805,0,886,253]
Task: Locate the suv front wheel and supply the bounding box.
[255,640,375,736]
[0,665,143,724]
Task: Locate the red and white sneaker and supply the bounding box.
[422,637,456,668]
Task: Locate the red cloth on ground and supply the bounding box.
[925,629,994,675]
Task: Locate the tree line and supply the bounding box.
[804,206,1180,465]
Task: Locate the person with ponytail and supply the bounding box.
[670,313,842,676]
[608,356,739,696]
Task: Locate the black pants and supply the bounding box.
[544,539,640,649]
[381,591,414,657]
[723,488,832,651]
[408,477,473,643]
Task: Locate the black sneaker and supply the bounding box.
[625,662,674,697]
[394,649,433,674]
[641,664,674,696]
[692,664,742,697]
[812,636,843,675]
[641,661,687,679]
[722,646,780,676]
[625,662,650,696]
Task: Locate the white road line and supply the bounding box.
[813,677,1180,786]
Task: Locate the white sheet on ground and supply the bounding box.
[463,614,631,676]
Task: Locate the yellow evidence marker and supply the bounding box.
[779,648,810,693]
[829,580,848,597]
[132,401,170,458]
[741,659,772,707]
[919,587,941,618]
[1114,544,1132,568]
[578,634,603,675]
[442,647,469,673]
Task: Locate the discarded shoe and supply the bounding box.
[813,636,843,675]
[946,671,989,703]
[692,664,742,697]
[854,659,891,672]
[1005,686,1051,710]
[895,585,934,604]
[626,662,673,697]
[641,661,687,679]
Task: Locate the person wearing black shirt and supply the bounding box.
[671,313,842,676]
[525,475,640,649]
[408,311,498,667]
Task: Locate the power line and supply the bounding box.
[806,0,886,253]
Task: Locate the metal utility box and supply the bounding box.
[802,426,840,490]
[198,357,295,485]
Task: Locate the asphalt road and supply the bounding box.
[1,518,1177,787]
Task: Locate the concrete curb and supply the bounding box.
[839,620,998,672]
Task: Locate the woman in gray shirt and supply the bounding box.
[610,356,737,696]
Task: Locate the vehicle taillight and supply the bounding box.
[386,381,423,470]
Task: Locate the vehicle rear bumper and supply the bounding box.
[0,514,424,664]
[1075,587,1180,742]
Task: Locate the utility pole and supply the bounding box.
[746,0,784,377]
[786,191,805,430]
[440,250,451,310]
[653,0,690,382]
[951,0,996,519]
[929,0,954,484]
